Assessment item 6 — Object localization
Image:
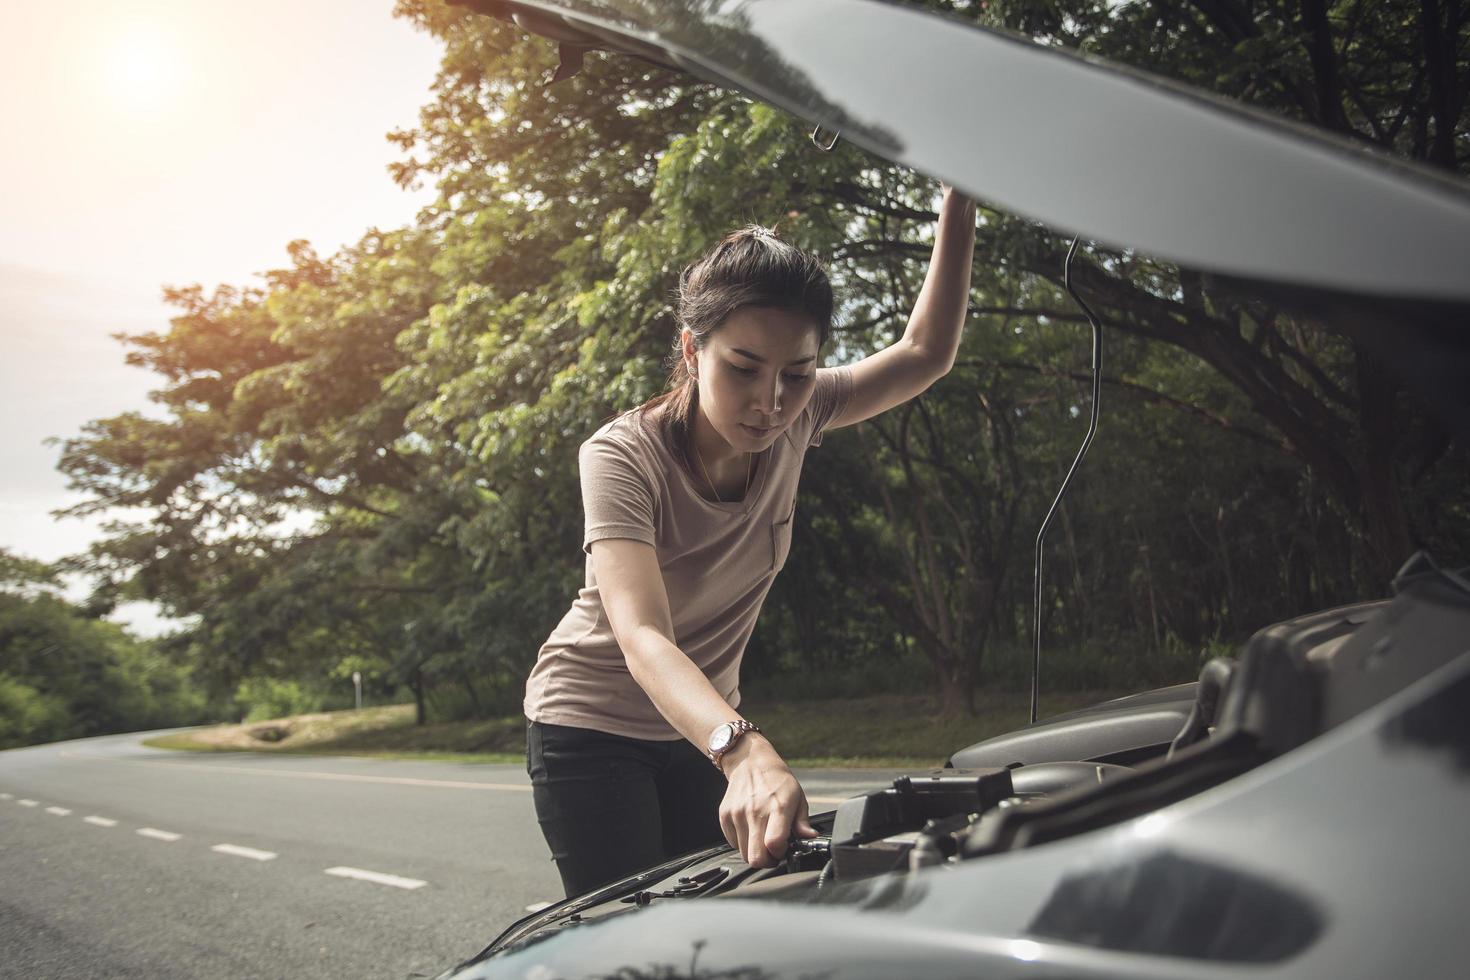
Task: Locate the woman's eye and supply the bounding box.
[783,373,812,385]
[727,364,758,377]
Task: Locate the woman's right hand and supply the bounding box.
[718,736,819,868]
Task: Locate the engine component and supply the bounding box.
[1007,761,1131,797]
[948,684,1198,769]
[1168,657,1236,757]
[830,769,1013,882]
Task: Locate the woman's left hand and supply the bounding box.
[940,180,975,211]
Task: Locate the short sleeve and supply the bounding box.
[579,431,658,553]
[804,366,855,447]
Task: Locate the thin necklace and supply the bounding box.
[692,441,753,504]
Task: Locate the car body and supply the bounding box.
[435,2,1470,977]
[434,568,1469,980]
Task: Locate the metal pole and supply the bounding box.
[353,670,362,711]
[1031,235,1104,724]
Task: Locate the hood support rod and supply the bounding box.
[1031,235,1104,724]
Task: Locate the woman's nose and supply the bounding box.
[755,376,782,415]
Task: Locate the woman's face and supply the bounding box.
[685,306,822,454]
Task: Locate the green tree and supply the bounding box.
[0,548,207,748]
[51,0,1468,722]
[968,0,1470,586]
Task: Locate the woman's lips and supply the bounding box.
[739,422,777,437]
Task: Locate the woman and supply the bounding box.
[524,187,976,897]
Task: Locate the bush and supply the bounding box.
[741,647,936,703]
[0,673,71,749]
[0,587,212,747]
[981,635,1213,692]
[234,677,325,722]
[421,669,527,722]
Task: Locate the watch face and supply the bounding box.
[708,723,734,754]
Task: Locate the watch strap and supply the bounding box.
[708,719,760,771]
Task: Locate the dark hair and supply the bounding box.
[639,225,834,463]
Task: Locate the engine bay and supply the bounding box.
[475,553,1470,961]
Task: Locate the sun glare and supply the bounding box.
[101,27,183,115]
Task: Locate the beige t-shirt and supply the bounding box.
[523,366,854,740]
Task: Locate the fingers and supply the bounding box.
[722,765,811,869]
[748,810,775,868]
[724,793,780,868]
[725,803,752,863]
[794,793,819,839]
[719,803,739,853]
[762,808,789,864]
[755,787,810,867]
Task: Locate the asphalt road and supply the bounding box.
[0,729,912,979]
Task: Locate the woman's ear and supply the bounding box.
[680,328,699,377]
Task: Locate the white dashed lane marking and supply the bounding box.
[211,843,277,862]
[60,750,530,793]
[17,799,38,807]
[136,827,182,842]
[324,866,427,890]
[525,901,553,912]
[84,816,118,827]
[45,806,71,816]
[0,792,12,800]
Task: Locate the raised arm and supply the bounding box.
[589,537,817,866]
[827,186,977,430]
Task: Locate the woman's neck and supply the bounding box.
[687,403,752,498]
[688,404,742,470]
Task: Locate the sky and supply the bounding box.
[1,0,445,635]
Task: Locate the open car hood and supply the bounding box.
[441,558,1470,979]
[457,0,1470,307]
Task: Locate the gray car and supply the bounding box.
[436,2,1470,977]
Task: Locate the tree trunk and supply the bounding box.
[937,656,968,717]
[1354,344,1415,585]
[1419,0,1463,169]
[1048,253,1425,597]
[931,636,983,717]
[1355,461,1414,586]
[412,666,426,726]
[1299,0,1349,130]
[460,670,484,718]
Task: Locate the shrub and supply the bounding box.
[233,676,324,722]
[0,673,71,749]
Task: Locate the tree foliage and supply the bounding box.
[0,548,207,748]
[52,0,1469,721]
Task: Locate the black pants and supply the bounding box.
[526,720,728,898]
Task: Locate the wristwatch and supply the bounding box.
[707,719,760,771]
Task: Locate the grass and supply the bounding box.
[764,689,1129,766]
[143,704,527,763]
[142,688,1129,768]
